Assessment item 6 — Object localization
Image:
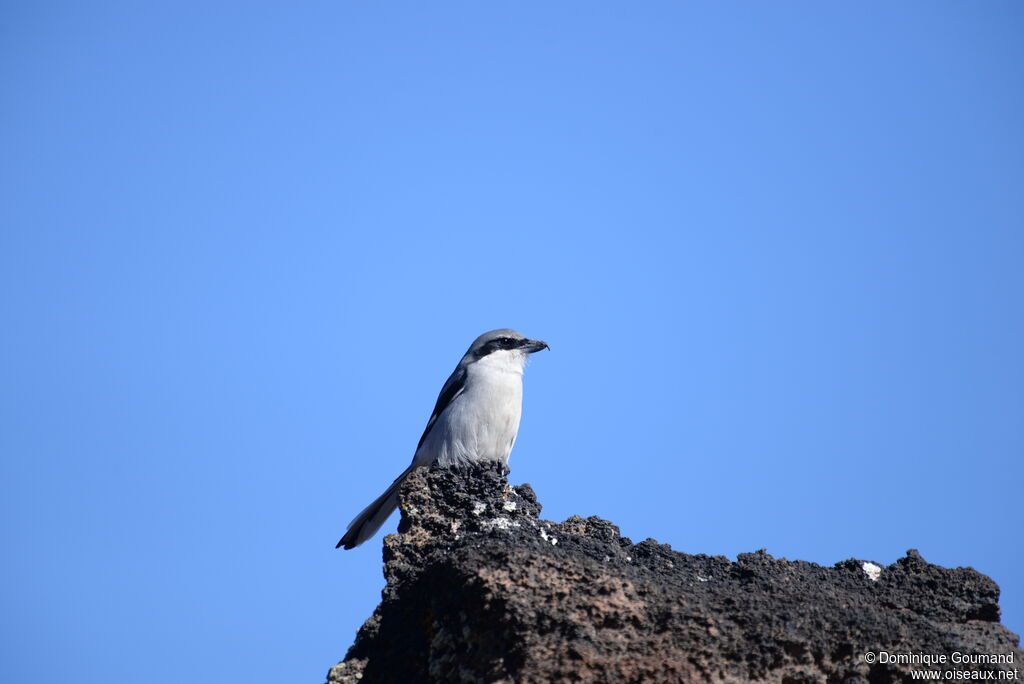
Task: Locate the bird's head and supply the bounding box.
[462,329,549,370]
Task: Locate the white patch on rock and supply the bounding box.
[471,502,486,516]
[862,562,882,582]
[482,517,519,531]
[502,501,517,512]
[539,527,558,546]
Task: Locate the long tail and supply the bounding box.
[336,465,417,550]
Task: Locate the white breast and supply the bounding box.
[417,350,526,467]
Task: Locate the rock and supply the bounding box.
[327,463,1022,683]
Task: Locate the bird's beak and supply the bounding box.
[521,339,549,354]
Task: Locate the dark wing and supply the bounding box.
[415,365,466,452]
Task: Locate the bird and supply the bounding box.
[336,329,549,550]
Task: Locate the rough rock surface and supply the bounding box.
[327,463,1022,683]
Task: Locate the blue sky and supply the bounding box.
[2,3,1022,683]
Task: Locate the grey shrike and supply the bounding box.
[336,329,549,550]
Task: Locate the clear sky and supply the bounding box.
[2,3,1022,683]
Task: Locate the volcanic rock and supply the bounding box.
[326,463,1022,683]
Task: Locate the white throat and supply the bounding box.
[470,349,527,377]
